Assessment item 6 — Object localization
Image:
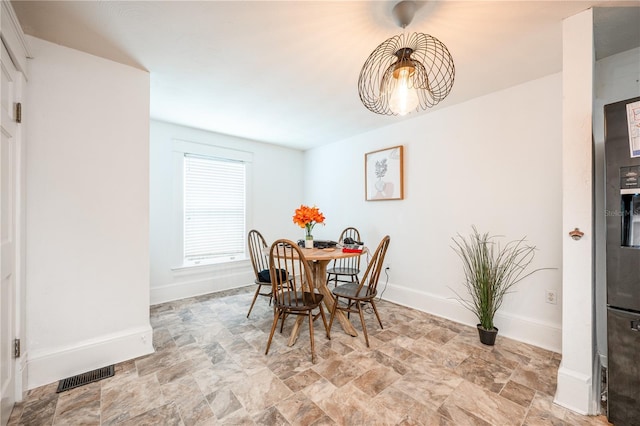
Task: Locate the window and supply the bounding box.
[183,154,246,265]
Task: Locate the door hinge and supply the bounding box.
[14,338,20,358]
[15,102,21,123]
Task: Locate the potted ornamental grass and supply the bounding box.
[451,226,549,345]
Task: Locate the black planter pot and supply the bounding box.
[477,324,498,346]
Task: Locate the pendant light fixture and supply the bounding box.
[358,0,455,116]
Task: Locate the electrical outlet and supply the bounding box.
[546,290,557,305]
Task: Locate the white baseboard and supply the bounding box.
[555,365,593,414]
[381,282,562,353]
[27,325,154,390]
[151,268,253,305]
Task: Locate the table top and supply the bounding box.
[300,246,367,261]
[267,244,367,261]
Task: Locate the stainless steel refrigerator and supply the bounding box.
[605,96,640,425]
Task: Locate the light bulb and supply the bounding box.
[388,67,419,116]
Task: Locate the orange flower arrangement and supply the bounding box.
[293,205,325,238]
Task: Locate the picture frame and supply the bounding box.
[365,145,404,201]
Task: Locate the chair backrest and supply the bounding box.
[340,227,361,244]
[334,227,362,270]
[269,239,320,308]
[248,230,269,281]
[355,235,390,297]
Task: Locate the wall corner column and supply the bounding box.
[556,8,596,415]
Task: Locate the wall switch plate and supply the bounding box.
[546,289,557,304]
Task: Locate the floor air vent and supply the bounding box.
[56,365,115,393]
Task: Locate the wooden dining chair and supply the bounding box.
[326,227,362,288]
[246,229,274,318]
[328,235,390,347]
[265,239,330,363]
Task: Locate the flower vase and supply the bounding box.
[305,235,314,249]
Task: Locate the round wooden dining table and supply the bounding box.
[268,244,367,346]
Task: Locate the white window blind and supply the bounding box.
[184,154,246,264]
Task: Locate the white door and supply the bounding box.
[0,41,18,425]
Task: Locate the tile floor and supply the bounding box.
[9,286,612,425]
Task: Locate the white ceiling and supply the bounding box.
[11,1,640,150]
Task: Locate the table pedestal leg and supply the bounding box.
[287,259,358,346]
[287,316,306,346]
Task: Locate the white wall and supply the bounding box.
[149,120,305,304]
[593,47,640,366]
[305,73,564,352]
[25,36,153,389]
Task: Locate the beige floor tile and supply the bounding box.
[454,355,513,393]
[276,392,326,425]
[499,380,536,408]
[205,387,243,420]
[391,364,463,410]
[511,360,558,396]
[228,367,293,415]
[253,405,290,425]
[438,381,526,426]
[53,382,101,425]
[312,357,367,387]
[116,402,182,426]
[160,375,214,426]
[352,365,402,397]
[101,373,165,425]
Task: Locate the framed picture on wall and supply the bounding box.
[365,145,404,201]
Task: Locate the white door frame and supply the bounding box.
[0,1,29,421]
[0,40,19,425]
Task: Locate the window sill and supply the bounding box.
[171,257,249,276]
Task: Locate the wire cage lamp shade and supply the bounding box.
[358,5,455,116]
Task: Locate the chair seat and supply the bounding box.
[332,283,376,300]
[326,267,359,275]
[256,277,291,288]
[275,292,324,311]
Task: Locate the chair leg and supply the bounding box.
[370,300,384,329]
[328,296,339,339]
[326,273,337,288]
[247,285,262,318]
[346,300,354,319]
[308,310,316,363]
[265,309,281,355]
[357,302,370,347]
[280,312,287,333]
